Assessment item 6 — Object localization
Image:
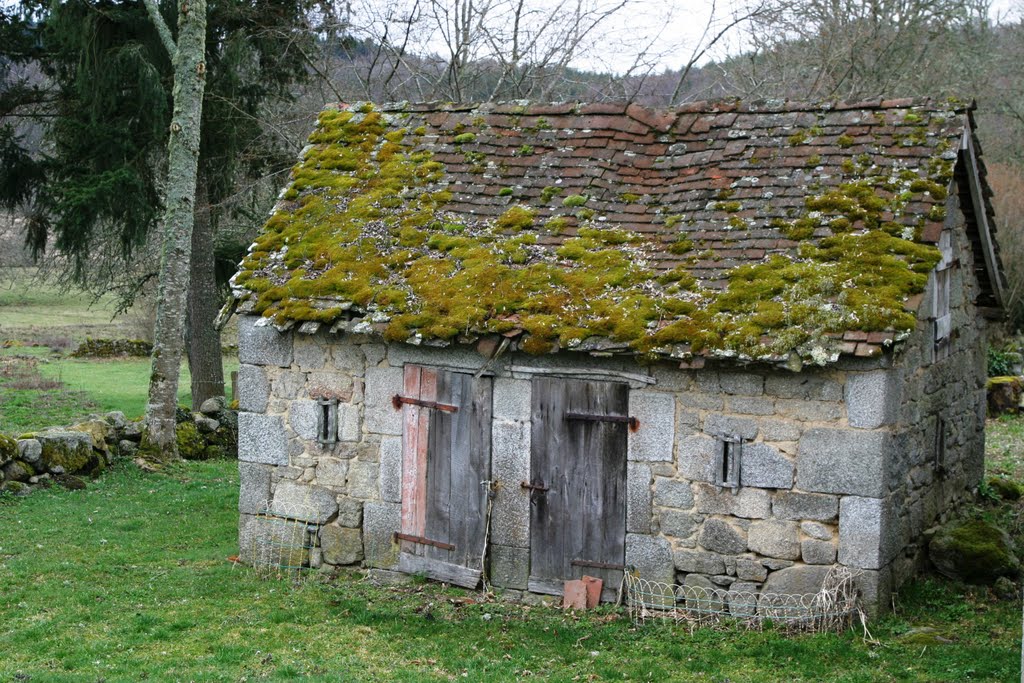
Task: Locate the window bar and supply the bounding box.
[317,398,338,445]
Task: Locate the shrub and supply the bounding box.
[988,345,1017,377]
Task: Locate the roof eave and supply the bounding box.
[960,116,1008,317]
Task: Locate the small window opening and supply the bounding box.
[934,417,947,478]
[317,398,338,445]
[715,436,742,490]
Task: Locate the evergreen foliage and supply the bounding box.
[0,0,312,293]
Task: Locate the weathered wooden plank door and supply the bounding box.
[398,365,492,588]
[528,377,628,599]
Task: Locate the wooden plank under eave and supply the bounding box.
[398,553,482,589]
[528,577,565,596]
[963,132,1006,308]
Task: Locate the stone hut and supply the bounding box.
[228,99,1005,614]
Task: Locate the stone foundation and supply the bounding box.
[237,284,985,616]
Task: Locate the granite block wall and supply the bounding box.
[235,191,987,613]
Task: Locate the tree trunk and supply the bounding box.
[186,177,225,408]
[144,0,208,459]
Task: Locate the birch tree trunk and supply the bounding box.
[143,0,208,459]
[186,177,225,408]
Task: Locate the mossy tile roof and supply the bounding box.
[231,98,995,364]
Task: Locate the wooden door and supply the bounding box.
[397,365,492,588]
[528,377,628,599]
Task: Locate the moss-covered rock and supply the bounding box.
[70,420,112,454]
[993,576,1019,600]
[53,474,87,491]
[71,338,152,357]
[987,376,1023,416]
[928,518,1021,584]
[0,480,28,495]
[898,626,956,645]
[0,433,17,467]
[205,428,237,458]
[38,432,95,474]
[2,460,34,482]
[987,477,1024,501]
[137,409,238,461]
[176,421,209,460]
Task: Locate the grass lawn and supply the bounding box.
[0,457,1020,682]
[37,355,241,418]
[0,266,241,432]
[988,414,1024,481]
[0,354,240,432]
[0,267,133,343]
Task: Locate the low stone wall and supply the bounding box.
[0,400,239,496]
[71,338,153,358]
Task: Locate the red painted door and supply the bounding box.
[397,365,492,588]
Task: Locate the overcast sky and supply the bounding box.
[571,0,760,74]
[349,0,1020,79]
[571,0,1021,74]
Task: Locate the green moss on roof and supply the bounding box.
[562,194,588,208]
[540,186,562,202]
[234,102,958,360]
[496,206,536,231]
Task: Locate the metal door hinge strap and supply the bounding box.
[571,559,626,570]
[520,481,549,492]
[392,395,459,412]
[394,532,455,550]
[565,412,639,431]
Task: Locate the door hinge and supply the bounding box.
[565,412,639,431]
[394,532,455,550]
[571,559,625,570]
[392,395,459,412]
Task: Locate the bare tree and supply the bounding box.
[342,0,612,102]
[727,0,992,100]
[304,0,769,106]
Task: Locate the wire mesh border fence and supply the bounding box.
[625,565,862,632]
[248,499,322,581]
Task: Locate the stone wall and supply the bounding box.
[0,401,238,496]
[875,180,989,595]
[239,310,978,614]
[0,415,127,494]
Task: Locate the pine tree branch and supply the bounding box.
[143,0,177,57]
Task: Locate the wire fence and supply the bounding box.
[625,565,862,633]
[248,500,321,581]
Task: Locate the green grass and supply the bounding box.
[0,355,240,432]
[1,358,239,432]
[988,413,1024,480]
[38,355,240,418]
[0,459,1019,682]
[0,266,241,432]
[0,267,133,342]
